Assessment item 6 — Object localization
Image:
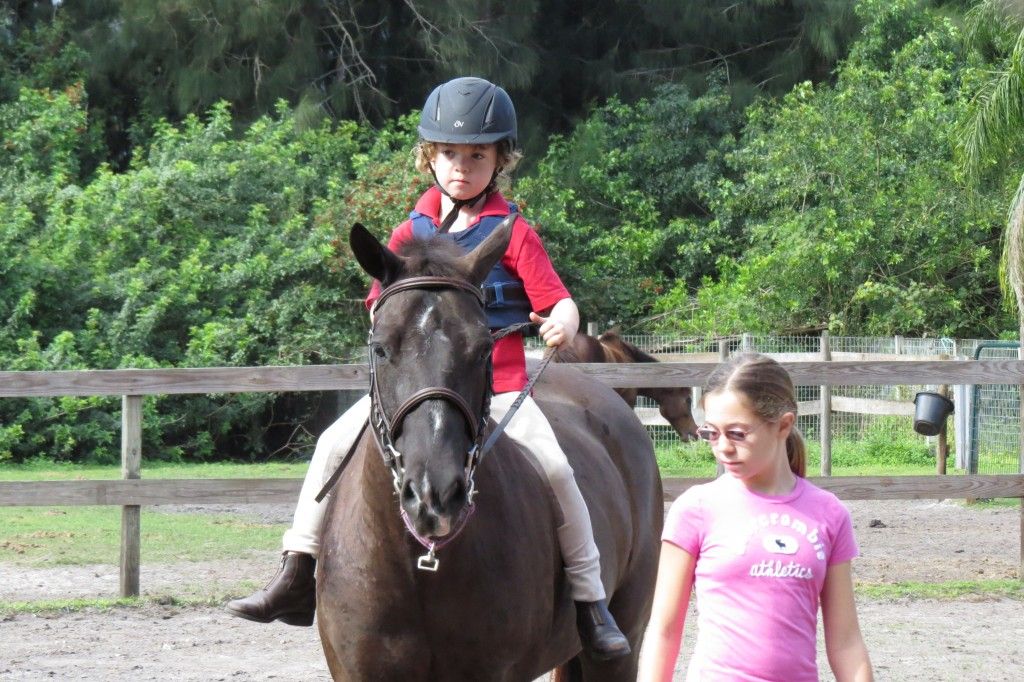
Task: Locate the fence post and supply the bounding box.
[587,322,598,336]
[820,332,832,476]
[937,354,950,475]
[120,395,142,598]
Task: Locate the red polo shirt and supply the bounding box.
[365,188,570,393]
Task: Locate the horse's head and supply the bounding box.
[598,331,700,442]
[657,391,699,442]
[350,220,512,540]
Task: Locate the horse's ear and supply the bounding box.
[350,223,403,285]
[463,214,514,285]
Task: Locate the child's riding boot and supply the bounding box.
[575,599,631,660]
[225,551,316,626]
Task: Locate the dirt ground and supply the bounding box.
[2,498,1023,681]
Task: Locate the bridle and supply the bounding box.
[367,275,492,568]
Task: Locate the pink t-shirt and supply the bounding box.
[663,475,858,681]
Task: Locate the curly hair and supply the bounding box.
[413,139,522,193]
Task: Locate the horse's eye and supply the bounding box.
[371,343,389,361]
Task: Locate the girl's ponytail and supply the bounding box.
[786,427,806,478]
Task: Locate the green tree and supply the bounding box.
[0,3,86,100]
[515,83,739,327]
[30,1,865,167]
[53,0,542,165]
[958,0,1024,342]
[655,0,1014,338]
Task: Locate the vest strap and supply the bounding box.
[485,281,529,306]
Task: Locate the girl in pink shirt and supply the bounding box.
[639,353,873,682]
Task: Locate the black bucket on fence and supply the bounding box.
[913,391,954,436]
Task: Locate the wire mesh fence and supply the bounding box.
[959,341,1020,475]
[568,332,1022,475]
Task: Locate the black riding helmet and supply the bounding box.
[418,76,517,147]
[418,77,518,232]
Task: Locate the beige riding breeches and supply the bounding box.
[282,392,606,602]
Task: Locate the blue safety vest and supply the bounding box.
[410,205,533,330]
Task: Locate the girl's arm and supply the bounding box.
[530,297,579,347]
[821,561,873,682]
[637,542,697,682]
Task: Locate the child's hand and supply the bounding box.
[530,311,572,348]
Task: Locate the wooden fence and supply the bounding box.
[2,358,1023,597]
[639,332,956,475]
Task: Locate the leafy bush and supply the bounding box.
[0,92,421,463]
[515,82,739,326]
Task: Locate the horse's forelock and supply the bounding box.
[395,237,467,280]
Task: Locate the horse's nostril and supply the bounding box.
[439,478,466,512]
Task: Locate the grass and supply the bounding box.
[0,596,144,617]
[0,460,293,566]
[0,459,294,567]
[3,580,1019,618]
[856,579,1024,601]
[0,593,235,617]
[0,505,284,566]
[654,440,946,478]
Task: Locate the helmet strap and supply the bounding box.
[430,165,500,234]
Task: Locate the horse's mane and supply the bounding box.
[395,236,467,280]
[598,330,659,364]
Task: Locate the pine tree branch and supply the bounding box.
[322,2,386,121]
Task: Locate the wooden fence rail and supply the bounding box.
[3,474,1023,507]
[2,359,1023,396]
[2,359,1023,597]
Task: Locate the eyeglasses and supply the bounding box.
[696,420,771,443]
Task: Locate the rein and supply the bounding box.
[477,322,556,464]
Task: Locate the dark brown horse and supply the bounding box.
[557,331,699,441]
[315,222,661,681]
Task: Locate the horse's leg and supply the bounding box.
[317,616,350,681]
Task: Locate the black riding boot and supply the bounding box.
[225,552,316,627]
[575,599,631,660]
